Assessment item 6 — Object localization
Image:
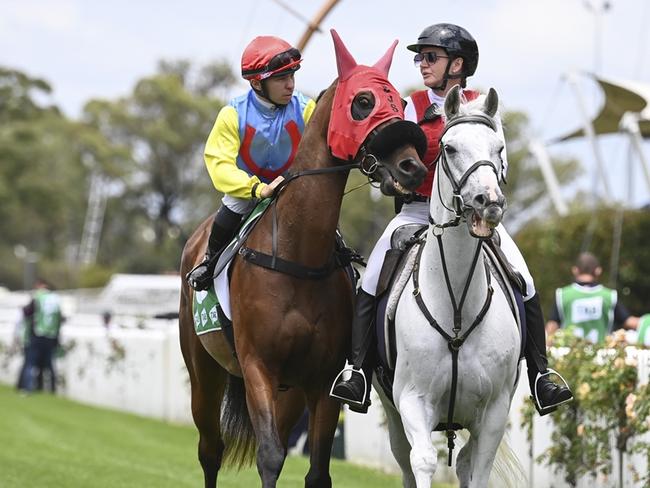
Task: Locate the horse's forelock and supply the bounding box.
[456,94,490,117]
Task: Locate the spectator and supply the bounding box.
[20,278,64,393]
[546,252,639,344]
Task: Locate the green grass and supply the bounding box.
[0,384,452,487]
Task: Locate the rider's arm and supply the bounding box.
[204,105,267,199]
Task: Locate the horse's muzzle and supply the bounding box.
[396,157,428,191]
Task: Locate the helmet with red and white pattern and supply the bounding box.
[241,36,302,81]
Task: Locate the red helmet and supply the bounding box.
[241,36,302,81]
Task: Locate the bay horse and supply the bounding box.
[379,86,523,488]
[179,30,427,488]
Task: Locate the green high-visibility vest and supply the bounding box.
[638,314,650,346]
[33,290,62,339]
[555,283,617,344]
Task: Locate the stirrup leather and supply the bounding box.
[532,368,573,414]
[329,365,368,408]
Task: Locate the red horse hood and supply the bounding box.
[327,30,403,161]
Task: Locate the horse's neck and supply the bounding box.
[273,95,348,264]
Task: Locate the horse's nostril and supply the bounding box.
[398,158,417,174]
[474,194,487,207]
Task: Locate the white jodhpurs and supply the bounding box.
[361,202,536,301]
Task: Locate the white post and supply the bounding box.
[566,72,612,202]
[528,141,568,216]
[620,113,650,195]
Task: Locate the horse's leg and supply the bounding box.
[375,384,416,488]
[456,435,476,488]
[180,296,227,488]
[242,360,286,488]
[465,395,510,488]
[396,388,439,488]
[303,388,340,488]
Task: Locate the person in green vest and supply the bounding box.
[20,278,64,393]
[546,252,639,344]
[637,314,650,346]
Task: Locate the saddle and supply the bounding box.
[373,225,526,403]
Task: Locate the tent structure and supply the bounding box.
[556,75,650,141]
[539,73,650,208]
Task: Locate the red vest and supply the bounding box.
[410,89,479,196]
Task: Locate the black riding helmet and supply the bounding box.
[407,23,479,89]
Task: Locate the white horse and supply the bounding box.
[381,86,523,488]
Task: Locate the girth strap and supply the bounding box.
[241,161,365,279]
[239,244,360,280]
[410,237,494,466]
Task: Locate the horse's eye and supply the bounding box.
[351,92,376,120]
[444,144,457,155]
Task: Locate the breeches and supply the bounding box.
[361,202,536,301]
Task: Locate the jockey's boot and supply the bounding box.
[186,205,242,291]
[524,293,573,416]
[330,289,376,414]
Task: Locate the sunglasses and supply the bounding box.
[413,52,449,67]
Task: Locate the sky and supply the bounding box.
[2,0,650,208]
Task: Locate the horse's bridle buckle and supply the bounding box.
[448,337,464,352]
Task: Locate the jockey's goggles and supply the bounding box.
[413,52,449,67]
[246,48,302,80]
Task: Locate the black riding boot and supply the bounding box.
[524,293,573,416]
[330,289,376,414]
[186,205,242,291]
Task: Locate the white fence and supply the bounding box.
[1,283,649,487]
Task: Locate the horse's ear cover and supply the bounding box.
[331,29,358,81]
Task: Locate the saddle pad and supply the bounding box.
[377,238,525,381]
[213,197,273,279]
[193,288,222,335]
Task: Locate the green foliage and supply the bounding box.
[82,59,234,272]
[515,207,650,316]
[521,330,650,486]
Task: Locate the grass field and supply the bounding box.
[0,384,453,487]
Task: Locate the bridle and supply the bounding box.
[430,113,505,232]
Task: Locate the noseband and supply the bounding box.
[431,113,505,232]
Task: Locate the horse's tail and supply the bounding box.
[489,434,527,488]
[221,374,257,469]
[456,431,526,488]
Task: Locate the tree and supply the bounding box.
[515,207,650,316]
[0,67,114,289]
[82,60,236,271]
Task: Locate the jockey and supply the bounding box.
[331,23,573,415]
[187,36,316,291]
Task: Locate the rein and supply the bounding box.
[411,111,501,466]
[239,152,383,279]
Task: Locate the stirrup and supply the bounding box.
[532,368,573,415]
[329,365,368,408]
[186,254,218,291]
